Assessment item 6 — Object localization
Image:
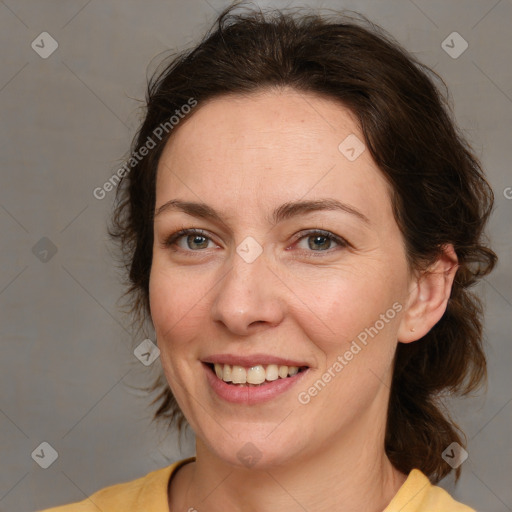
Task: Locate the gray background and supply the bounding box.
[0,1,510,511]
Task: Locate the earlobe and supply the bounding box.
[397,245,458,343]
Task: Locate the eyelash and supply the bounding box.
[162,228,349,256]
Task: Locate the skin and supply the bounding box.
[149,88,458,512]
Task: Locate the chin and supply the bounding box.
[197,426,308,470]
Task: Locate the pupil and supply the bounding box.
[188,235,208,249]
[309,235,330,251]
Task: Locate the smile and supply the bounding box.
[210,363,308,386]
[203,358,310,404]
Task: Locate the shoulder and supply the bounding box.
[37,458,194,512]
[384,469,476,512]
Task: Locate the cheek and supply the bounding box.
[295,278,402,423]
[148,264,209,411]
[148,262,211,351]
[288,263,405,352]
[290,269,405,419]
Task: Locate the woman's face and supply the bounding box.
[149,89,415,468]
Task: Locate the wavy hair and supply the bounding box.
[110,4,497,483]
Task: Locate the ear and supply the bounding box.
[397,244,458,343]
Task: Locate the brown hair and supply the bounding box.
[110,4,497,483]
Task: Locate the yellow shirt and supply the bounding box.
[39,457,475,511]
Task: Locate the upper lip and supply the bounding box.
[202,353,310,367]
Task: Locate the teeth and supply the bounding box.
[231,365,246,384]
[247,365,266,385]
[288,366,299,376]
[213,363,304,385]
[266,364,279,381]
[223,364,232,382]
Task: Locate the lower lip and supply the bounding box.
[204,363,309,404]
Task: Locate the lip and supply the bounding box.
[203,353,309,367]
[203,362,310,405]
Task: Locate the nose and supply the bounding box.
[210,249,286,336]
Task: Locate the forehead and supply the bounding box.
[160,88,359,165]
[155,89,392,224]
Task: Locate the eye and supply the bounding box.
[163,229,217,251]
[293,229,348,253]
[162,228,349,255]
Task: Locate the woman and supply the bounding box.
[42,4,497,511]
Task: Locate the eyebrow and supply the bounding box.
[154,198,370,225]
